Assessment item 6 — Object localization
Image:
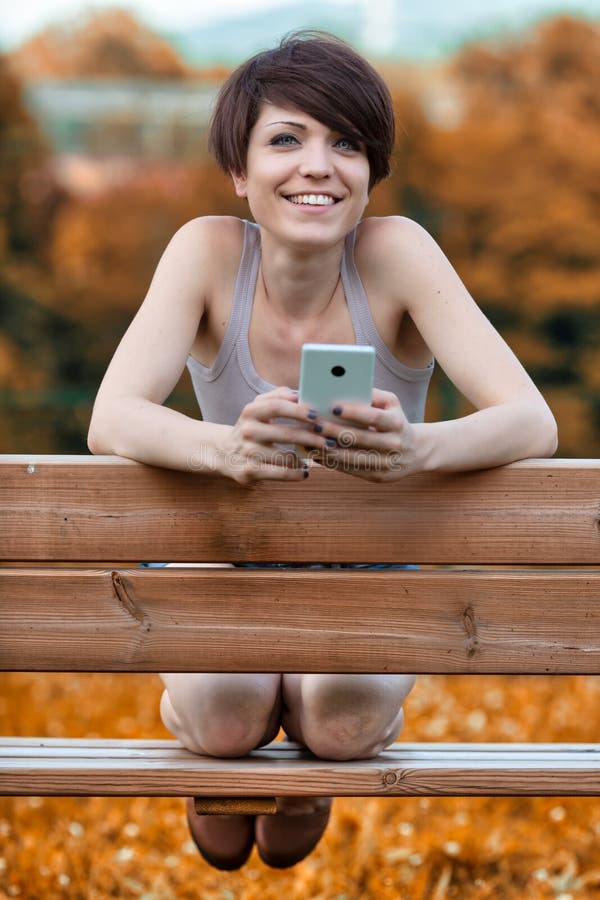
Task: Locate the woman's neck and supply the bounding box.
[257,229,347,320]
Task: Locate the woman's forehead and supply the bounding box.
[253,101,351,136]
[255,101,315,125]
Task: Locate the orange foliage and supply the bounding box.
[48,163,247,318]
[417,16,600,321]
[3,672,600,897]
[0,55,52,260]
[1,14,599,456]
[9,10,189,81]
[389,16,600,456]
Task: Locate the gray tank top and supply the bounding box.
[187,219,434,425]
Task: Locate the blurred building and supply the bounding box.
[24,79,219,158]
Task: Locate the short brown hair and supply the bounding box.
[209,31,395,191]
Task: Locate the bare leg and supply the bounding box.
[160,672,282,755]
[160,672,282,870]
[280,673,415,759]
[253,673,415,867]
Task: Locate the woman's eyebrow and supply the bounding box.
[265,120,307,129]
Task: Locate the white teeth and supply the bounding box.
[287,194,336,206]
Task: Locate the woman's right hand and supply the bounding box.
[216,387,329,485]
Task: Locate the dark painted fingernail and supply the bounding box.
[326,438,337,447]
[313,423,323,433]
[308,409,318,420]
[303,466,309,478]
[332,406,343,416]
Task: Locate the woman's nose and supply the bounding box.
[298,142,334,179]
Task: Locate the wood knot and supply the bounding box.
[383,771,397,786]
[111,570,148,629]
[462,604,480,658]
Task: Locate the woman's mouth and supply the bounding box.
[285,193,340,206]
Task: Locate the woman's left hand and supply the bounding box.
[308,389,421,482]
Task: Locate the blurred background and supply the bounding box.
[2,6,600,898]
[1,0,599,456]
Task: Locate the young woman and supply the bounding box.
[88,31,557,871]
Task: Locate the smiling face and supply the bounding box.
[231,103,371,250]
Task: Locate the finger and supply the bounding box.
[243,397,317,425]
[240,420,335,451]
[230,445,306,470]
[370,388,402,410]
[311,449,406,482]
[331,429,403,453]
[240,460,310,483]
[328,402,405,433]
[257,386,299,402]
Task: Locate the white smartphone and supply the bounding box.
[298,343,375,421]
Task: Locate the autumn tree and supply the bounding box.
[396,16,600,455]
[2,13,599,455]
[0,56,87,451]
[9,10,189,81]
[0,55,58,259]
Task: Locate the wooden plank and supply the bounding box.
[3,738,597,752]
[1,738,600,797]
[194,798,278,814]
[1,456,599,564]
[2,567,600,673]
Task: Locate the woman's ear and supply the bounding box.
[231,171,248,198]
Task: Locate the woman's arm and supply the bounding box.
[88,216,228,471]
[313,216,557,480]
[88,217,330,481]
[399,216,557,469]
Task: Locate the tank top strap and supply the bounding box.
[341,224,432,382]
[196,218,260,382]
[341,224,387,350]
[235,221,274,393]
[236,220,261,333]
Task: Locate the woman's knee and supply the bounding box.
[295,673,415,760]
[160,673,282,757]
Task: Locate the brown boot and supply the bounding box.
[185,798,255,871]
[255,797,332,869]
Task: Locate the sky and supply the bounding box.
[1,0,341,49]
[1,0,599,51]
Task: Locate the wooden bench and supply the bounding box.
[1,454,599,816]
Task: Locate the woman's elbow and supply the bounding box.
[87,424,110,455]
[531,407,559,458]
[87,431,106,455]
[87,407,115,455]
[546,419,559,457]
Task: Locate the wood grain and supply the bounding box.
[2,738,600,797]
[2,456,599,563]
[2,567,600,673]
[2,456,600,802]
[193,797,278,814]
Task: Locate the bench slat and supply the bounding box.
[1,739,600,797]
[2,567,600,673]
[2,457,599,563]
[3,738,598,753]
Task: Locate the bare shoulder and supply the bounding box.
[355,215,434,264]
[137,216,245,323]
[188,214,245,244]
[167,215,244,271]
[354,216,438,296]
[356,216,464,310]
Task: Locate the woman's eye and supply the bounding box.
[336,137,360,151]
[271,134,299,146]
